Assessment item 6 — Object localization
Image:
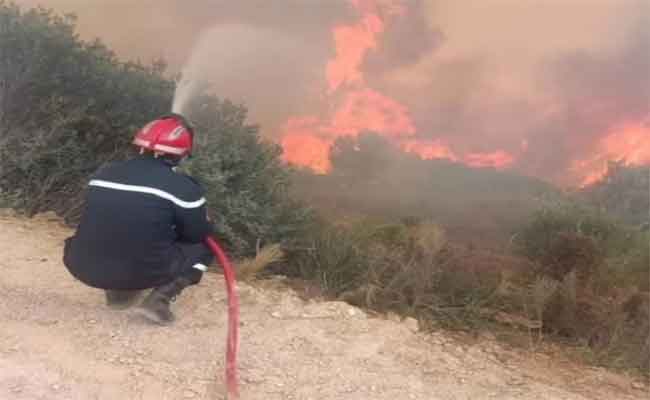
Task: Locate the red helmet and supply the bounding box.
[132,114,195,157]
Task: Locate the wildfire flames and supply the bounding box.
[281,0,523,174]
[573,122,650,187]
[281,0,649,185]
[281,0,418,173]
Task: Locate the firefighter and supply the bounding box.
[63,114,214,325]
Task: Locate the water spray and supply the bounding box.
[172,51,241,399]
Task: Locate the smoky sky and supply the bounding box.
[365,0,650,184]
[14,0,353,62]
[13,0,650,184]
[363,0,445,74]
[523,13,650,182]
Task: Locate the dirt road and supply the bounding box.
[0,213,647,399]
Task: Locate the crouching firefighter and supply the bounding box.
[63,114,214,325]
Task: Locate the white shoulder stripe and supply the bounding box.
[89,179,206,209]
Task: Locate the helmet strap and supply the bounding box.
[161,154,184,167]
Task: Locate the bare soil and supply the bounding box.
[0,212,647,399]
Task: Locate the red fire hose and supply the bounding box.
[205,236,240,399]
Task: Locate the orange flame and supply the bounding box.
[326,0,406,92]
[282,0,415,172]
[464,151,516,169]
[401,139,458,161]
[281,0,518,176]
[280,0,646,186]
[330,89,416,136]
[574,122,650,187]
[326,10,382,92]
[280,117,333,173]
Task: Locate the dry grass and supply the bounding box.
[235,243,284,281]
[410,221,446,257]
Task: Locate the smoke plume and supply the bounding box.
[14,0,650,185]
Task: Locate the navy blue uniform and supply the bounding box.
[63,156,214,290]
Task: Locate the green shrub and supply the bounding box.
[0,2,173,218]
[284,218,506,327]
[512,201,649,372]
[0,2,313,257]
[281,218,375,294]
[511,200,646,281]
[181,94,313,257]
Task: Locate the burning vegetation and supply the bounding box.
[279,0,649,188]
[281,0,516,174]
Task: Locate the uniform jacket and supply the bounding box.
[64,155,213,289]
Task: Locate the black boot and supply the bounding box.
[105,290,142,310]
[134,277,192,325]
